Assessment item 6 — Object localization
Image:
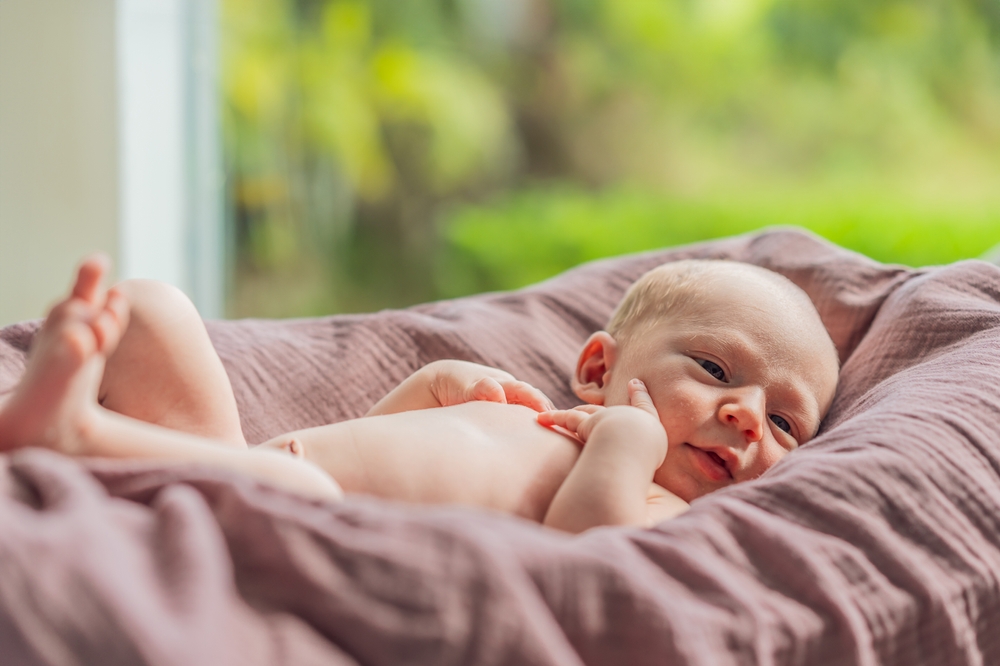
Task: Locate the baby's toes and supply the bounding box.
[43,297,94,332]
[91,290,130,356]
[42,319,97,370]
[71,254,110,304]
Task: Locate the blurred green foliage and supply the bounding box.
[222,0,1000,317]
[438,186,1000,296]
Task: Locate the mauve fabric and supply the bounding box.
[0,228,998,665]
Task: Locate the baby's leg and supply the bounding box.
[98,279,246,448]
[0,259,341,501]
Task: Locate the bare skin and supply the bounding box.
[0,257,342,501]
[0,256,838,533]
[256,382,684,526]
[0,256,127,455]
[258,262,839,530]
[99,279,246,447]
[0,257,687,529]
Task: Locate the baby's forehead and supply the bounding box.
[623,259,836,364]
[675,284,836,375]
[696,264,804,301]
[677,270,818,327]
[720,294,825,347]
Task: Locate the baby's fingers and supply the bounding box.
[537,409,591,442]
[468,377,507,404]
[627,379,658,417]
[501,380,556,412]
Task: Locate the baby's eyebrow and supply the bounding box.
[685,331,755,360]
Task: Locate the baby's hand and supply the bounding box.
[537,378,662,445]
[429,360,555,412]
[540,380,669,532]
[535,403,605,443]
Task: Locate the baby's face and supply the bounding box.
[602,277,839,502]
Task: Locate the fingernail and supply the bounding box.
[630,378,645,388]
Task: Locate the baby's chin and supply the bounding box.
[653,469,701,504]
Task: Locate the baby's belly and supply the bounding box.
[326,402,582,521]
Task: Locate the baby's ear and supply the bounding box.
[571,331,618,405]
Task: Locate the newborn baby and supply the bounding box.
[0,256,838,532]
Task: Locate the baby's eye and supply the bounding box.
[769,414,792,434]
[697,359,728,382]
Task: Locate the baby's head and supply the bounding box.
[572,259,839,502]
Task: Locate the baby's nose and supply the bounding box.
[719,393,765,443]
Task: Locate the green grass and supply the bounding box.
[435,186,1000,297]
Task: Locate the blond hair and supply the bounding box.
[606,259,814,341]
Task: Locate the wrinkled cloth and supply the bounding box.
[1,228,998,665]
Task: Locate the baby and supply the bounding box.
[0,255,839,532]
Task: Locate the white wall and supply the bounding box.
[0,0,223,326]
[0,0,120,325]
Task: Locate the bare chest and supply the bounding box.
[342,402,582,521]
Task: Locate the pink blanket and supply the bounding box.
[1,228,997,665]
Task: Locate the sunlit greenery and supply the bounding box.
[438,186,1000,297]
[222,0,1000,317]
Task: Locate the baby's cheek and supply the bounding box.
[754,444,788,477]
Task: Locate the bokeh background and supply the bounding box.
[222,0,1000,318]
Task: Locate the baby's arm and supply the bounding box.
[538,380,684,532]
[366,359,554,416]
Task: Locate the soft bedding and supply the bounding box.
[1,228,999,665]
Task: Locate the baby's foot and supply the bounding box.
[0,256,129,454]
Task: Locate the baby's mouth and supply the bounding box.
[706,450,728,469]
[687,443,734,482]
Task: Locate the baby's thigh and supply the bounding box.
[244,445,344,500]
[101,279,245,446]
